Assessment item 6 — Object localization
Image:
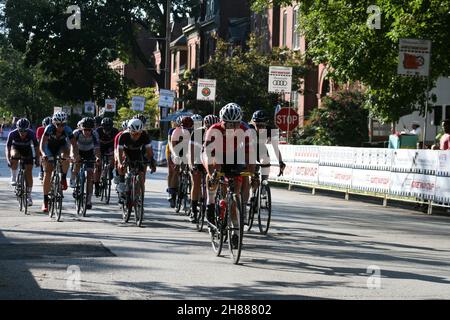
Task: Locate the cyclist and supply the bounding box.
[5,118,40,206]
[203,103,255,248]
[188,114,219,223]
[94,116,103,130]
[70,117,101,210]
[116,119,156,196]
[113,120,129,187]
[94,117,119,197]
[40,112,80,213]
[166,116,182,207]
[36,117,52,181]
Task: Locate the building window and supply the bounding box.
[292,8,300,50]
[172,52,177,74]
[282,11,287,47]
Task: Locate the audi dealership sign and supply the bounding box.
[268,66,293,93]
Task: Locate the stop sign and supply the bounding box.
[275,107,299,131]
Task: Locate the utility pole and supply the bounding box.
[160,0,171,135]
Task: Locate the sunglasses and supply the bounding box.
[18,129,27,133]
[55,123,65,127]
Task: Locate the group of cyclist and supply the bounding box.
[5,102,285,239]
[166,103,286,247]
[5,111,156,213]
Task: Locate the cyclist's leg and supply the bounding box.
[42,150,55,211]
[189,165,202,221]
[84,150,96,206]
[60,143,70,188]
[9,148,19,184]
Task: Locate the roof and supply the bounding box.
[170,34,187,48]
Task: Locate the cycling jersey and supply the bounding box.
[171,127,192,160]
[36,126,46,142]
[42,124,74,157]
[7,129,39,150]
[204,121,253,165]
[96,127,119,154]
[118,131,152,162]
[73,129,100,152]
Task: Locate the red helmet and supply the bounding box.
[181,116,193,129]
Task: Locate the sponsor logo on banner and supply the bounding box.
[437,151,450,176]
[291,163,319,185]
[84,101,95,114]
[434,176,450,204]
[318,166,353,188]
[351,169,391,193]
[268,66,292,93]
[392,150,416,172]
[197,79,216,102]
[397,39,431,77]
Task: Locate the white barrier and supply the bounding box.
[267,144,450,205]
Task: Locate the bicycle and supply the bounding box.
[195,170,207,232]
[208,169,253,265]
[175,163,191,215]
[99,153,113,205]
[73,159,96,217]
[12,156,34,215]
[47,155,66,222]
[119,160,150,227]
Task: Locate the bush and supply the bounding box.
[297,90,368,147]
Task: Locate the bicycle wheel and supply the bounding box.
[227,193,244,264]
[17,170,24,212]
[133,176,145,227]
[196,178,206,232]
[184,177,191,216]
[175,181,183,214]
[122,179,132,223]
[246,188,258,232]
[258,184,272,235]
[81,172,88,217]
[48,173,58,219]
[105,169,112,205]
[22,179,28,215]
[211,201,225,256]
[54,175,63,222]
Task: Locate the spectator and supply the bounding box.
[439,119,450,150]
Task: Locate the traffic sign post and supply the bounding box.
[197,78,217,114]
[275,107,300,144]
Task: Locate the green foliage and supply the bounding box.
[178,35,307,119]
[297,91,369,147]
[115,87,159,129]
[249,0,450,123]
[0,37,60,124]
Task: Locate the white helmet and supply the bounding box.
[127,118,143,132]
[191,114,203,123]
[175,116,183,126]
[121,120,129,130]
[204,115,220,128]
[219,103,242,123]
[52,111,68,124]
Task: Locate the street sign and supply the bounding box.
[275,107,299,132]
[131,96,146,111]
[158,89,175,108]
[105,99,117,112]
[398,39,431,77]
[84,101,95,114]
[197,78,216,101]
[62,106,72,115]
[269,66,292,93]
[73,106,83,115]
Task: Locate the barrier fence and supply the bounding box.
[267,145,450,213]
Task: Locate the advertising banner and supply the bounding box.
[318,166,353,188]
[351,169,391,193]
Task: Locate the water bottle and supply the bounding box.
[219,199,227,220]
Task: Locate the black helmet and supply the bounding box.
[17,118,30,130]
[101,117,113,128]
[42,117,52,127]
[80,117,95,129]
[252,110,267,123]
[133,114,147,125]
[94,116,103,126]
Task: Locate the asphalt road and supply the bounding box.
[0,141,450,300]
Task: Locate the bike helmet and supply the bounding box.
[204,115,220,128]
[52,111,68,124]
[181,116,194,129]
[101,117,113,128]
[42,117,52,127]
[191,114,203,123]
[252,110,267,123]
[94,116,103,126]
[17,118,30,130]
[80,117,95,129]
[127,118,143,132]
[219,103,242,123]
[121,120,129,130]
[133,114,147,125]
[175,115,183,126]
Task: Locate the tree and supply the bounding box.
[116,87,159,129]
[296,90,369,147]
[0,0,199,101]
[177,35,307,118]
[0,36,60,124]
[249,0,450,123]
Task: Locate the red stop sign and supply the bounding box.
[275,107,299,131]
